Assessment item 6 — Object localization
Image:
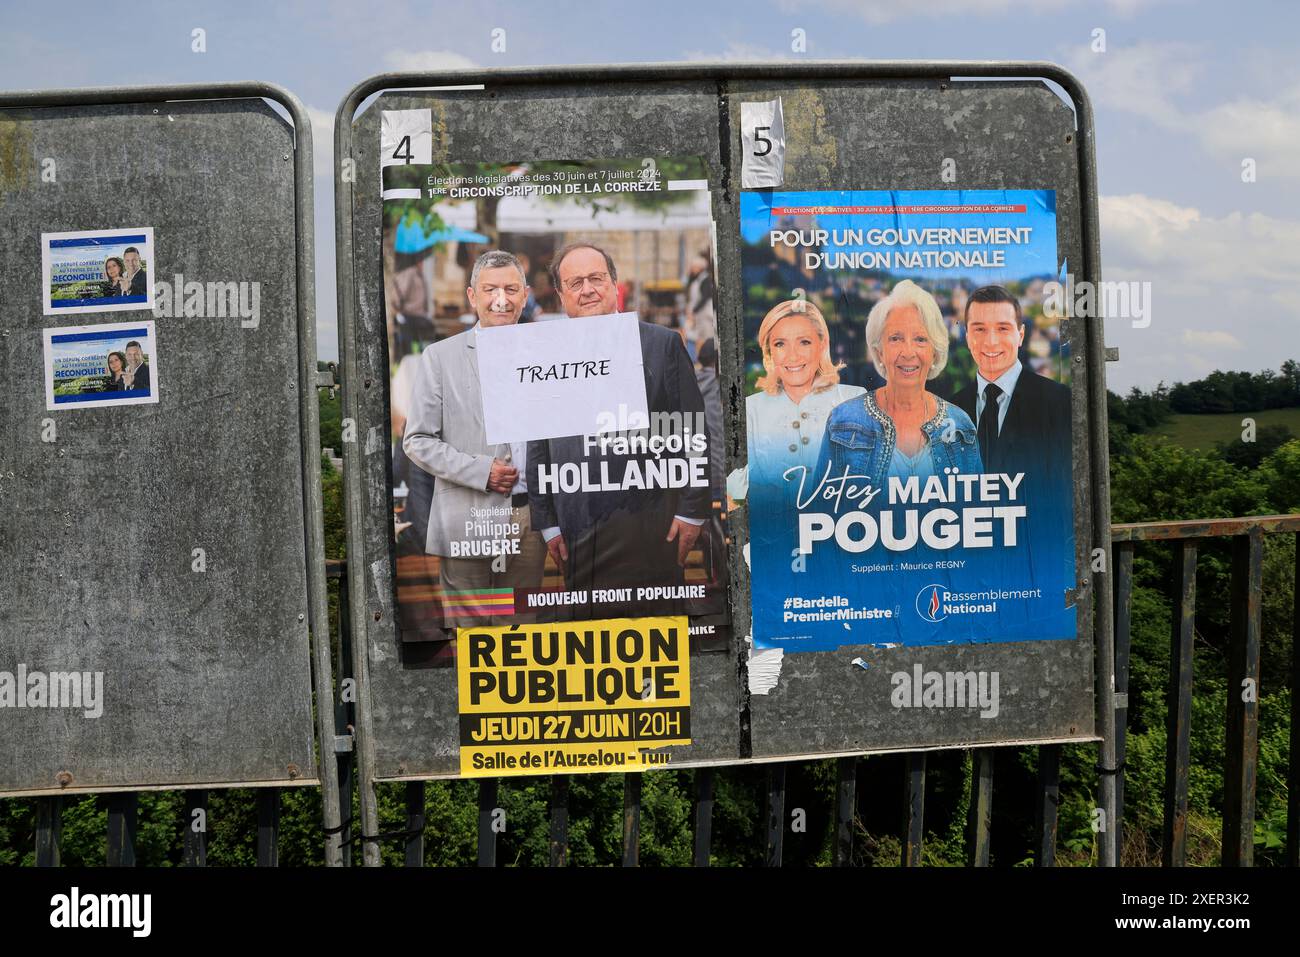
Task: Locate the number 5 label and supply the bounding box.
[380,109,433,170]
[740,98,786,189]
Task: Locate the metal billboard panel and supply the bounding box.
[336,66,1106,821]
[342,82,744,781]
[723,78,1098,758]
[0,88,328,798]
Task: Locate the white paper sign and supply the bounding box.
[380,109,432,169]
[476,313,649,445]
[740,98,786,189]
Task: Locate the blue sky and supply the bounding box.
[4,0,1296,392]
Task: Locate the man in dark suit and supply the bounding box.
[951,286,1075,617]
[951,285,1071,482]
[123,247,148,297]
[528,243,711,618]
[123,340,151,393]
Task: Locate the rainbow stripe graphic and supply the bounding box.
[439,588,515,618]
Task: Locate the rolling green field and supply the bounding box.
[1149,408,1300,450]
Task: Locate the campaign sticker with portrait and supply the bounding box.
[381,157,729,651]
[43,320,160,410]
[735,189,1075,652]
[41,227,156,315]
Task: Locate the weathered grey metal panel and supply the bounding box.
[341,67,1099,782]
[0,97,317,795]
[347,84,744,778]
[725,79,1097,758]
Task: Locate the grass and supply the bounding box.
[1149,408,1300,450]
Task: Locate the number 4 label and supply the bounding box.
[380,109,433,170]
[741,98,785,189]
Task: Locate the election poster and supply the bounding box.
[381,156,729,653]
[41,227,155,315]
[42,320,160,410]
[734,189,1075,652]
[456,616,691,777]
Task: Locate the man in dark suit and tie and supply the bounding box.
[951,286,1075,617]
[528,243,711,619]
[951,285,1071,482]
[123,247,148,297]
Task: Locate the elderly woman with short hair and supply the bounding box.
[816,280,982,494]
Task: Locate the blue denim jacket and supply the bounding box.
[814,391,983,498]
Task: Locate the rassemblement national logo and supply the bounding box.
[916,584,1002,622]
[916,584,946,622]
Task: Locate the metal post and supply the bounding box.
[1164,541,1196,867]
[766,763,786,867]
[693,767,714,867]
[334,82,382,869]
[286,91,345,870]
[966,750,993,867]
[622,775,641,867]
[334,564,355,867]
[404,781,425,867]
[833,757,856,867]
[1224,529,1263,866]
[1289,532,1300,868]
[106,793,137,867]
[35,797,61,868]
[549,776,569,867]
[1113,541,1135,859]
[183,790,207,867]
[477,779,499,867]
[257,789,280,867]
[903,753,926,867]
[1035,745,1060,867]
[1070,64,1118,869]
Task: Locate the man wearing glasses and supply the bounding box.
[527,242,711,619]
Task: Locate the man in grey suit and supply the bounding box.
[402,250,546,625]
[528,243,711,619]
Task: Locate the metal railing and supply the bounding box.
[18,515,1299,866]
[1110,514,1299,867]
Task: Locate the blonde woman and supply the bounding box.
[728,298,865,503]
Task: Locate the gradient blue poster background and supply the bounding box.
[740,189,1076,652]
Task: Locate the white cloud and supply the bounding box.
[1064,41,1300,178]
[1182,330,1244,350]
[1197,88,1300,173]
[1098,193,1300,389]
[1063,40,1200,123]
[776,0,1164,24]
[683,42,794,62]
[384,49,479,72]
[1100,193,1300,285]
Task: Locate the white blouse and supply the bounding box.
[726,383,867,501]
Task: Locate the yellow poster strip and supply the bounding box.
[456,616,692,777]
